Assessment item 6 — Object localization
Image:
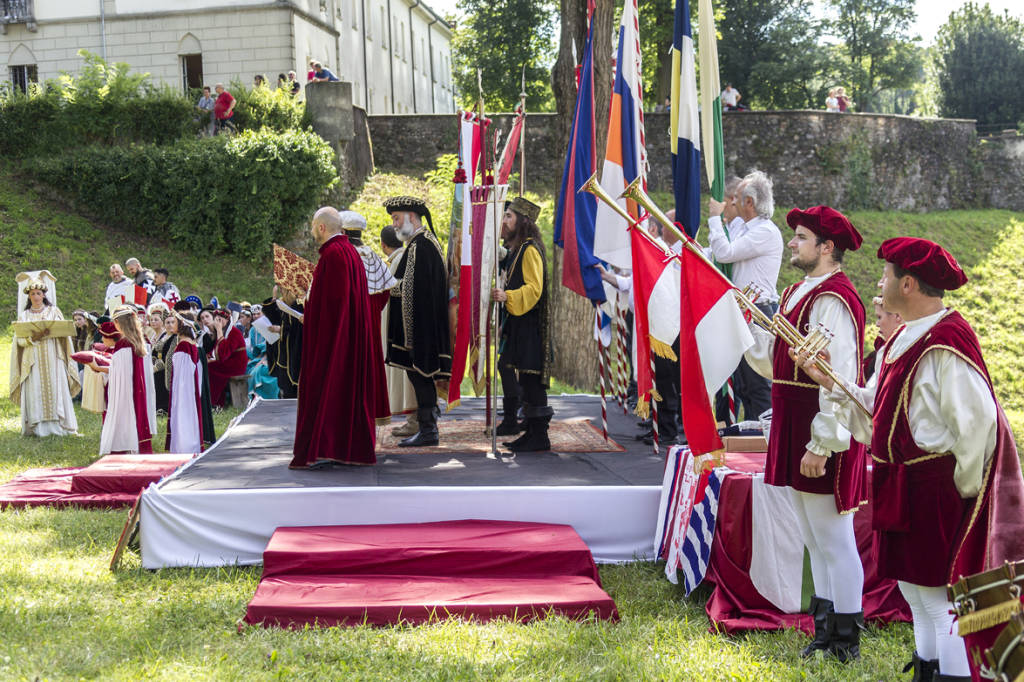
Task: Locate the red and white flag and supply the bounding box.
[629,230,678,414]
[678,246,754,455]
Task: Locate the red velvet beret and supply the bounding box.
[786,206,863,252]
[877,237,967,291]
[98,321,121,338]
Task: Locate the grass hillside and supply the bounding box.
[0,171,275,327]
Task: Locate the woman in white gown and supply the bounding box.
[8,272,80,436]
[166,311,203,454]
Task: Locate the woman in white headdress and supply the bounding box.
[9,271,81,436]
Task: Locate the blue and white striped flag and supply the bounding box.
[670,0,701,238]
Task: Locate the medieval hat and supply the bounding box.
[509,196,541,224]
[184,295,203,309]
[339,210,368,231]
[22,278,48,295]
[98,321,121,339]
[877,237,968,291]
[786,206,863,252]
[212,309,231,321]
[383,196,434,236]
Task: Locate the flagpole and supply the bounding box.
[519,67,527,196]
[490,171,500,458]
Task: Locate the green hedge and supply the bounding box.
[27,128,338,260]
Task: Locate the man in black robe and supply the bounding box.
[261,288,303,399]
[384,196,451,447]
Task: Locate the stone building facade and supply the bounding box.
[0,0,455,114]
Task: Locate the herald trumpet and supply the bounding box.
[615,179,872,417]
[578,172,643,229]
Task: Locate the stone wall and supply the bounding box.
[367,111,1024,211]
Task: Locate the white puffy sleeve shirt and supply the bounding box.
[827,309,997,497]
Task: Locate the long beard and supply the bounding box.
[398,217,417,241]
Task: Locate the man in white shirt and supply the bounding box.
[706,171,783,421]
[798,237,1024,682]
[721,83,742,110]
[104,263,134,313]
[744,205,868,664]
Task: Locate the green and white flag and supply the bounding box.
[698,0,725,202]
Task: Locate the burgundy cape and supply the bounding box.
[165,342,203,451]
[112,339,153,454]
[207,326,247,406]
[290,234,378,468]
[767,272,867,512]
[871,311,1024,586]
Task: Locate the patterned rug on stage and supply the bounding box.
[375,419,625,455]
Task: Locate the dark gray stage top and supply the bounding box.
[161,397,666,491]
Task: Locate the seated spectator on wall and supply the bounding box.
[311,62,340,83]
[196,86,215,136]
[213,83,237,135]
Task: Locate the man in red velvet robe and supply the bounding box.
[743,205,867,663]
[289,207,378,469]
[800,238,1024,682]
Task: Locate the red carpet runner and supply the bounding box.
[244,520,619,628]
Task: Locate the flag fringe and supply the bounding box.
[649,336,678,361]
[955,599,1021,636]
[635,396,650,419]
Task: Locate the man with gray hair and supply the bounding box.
[705,169,783,420]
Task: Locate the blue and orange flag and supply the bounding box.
[670,0,702,238]
[553,15,605,303]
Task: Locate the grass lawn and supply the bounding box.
[2,166,1022,679]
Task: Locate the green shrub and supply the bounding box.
[0,50,196,156]
[228,80,310,133]
[27,128,338,260]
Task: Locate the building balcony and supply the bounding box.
[1,0,37,33]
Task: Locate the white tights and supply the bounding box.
[898,581,970,676]
[789,489,864,614]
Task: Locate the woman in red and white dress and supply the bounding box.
[206,309,247,407]
[166,311,203,454]
[98,306,157,455]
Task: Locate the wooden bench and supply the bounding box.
[228,375,249,408]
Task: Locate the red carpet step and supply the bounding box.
[244,574,618,628]
[0,455,192,510]
[70,454,193,495]
[261,519,602,584]
[244,520,618,628]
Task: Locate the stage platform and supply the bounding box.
[139,396,665,569]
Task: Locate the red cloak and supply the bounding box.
[290,234,378,467]
[112,338,153,454]
[207,326,247,406]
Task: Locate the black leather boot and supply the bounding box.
[826,611,863,663]
[398,408,439,447]
[510,406,552,452]
[901,653,939,682]
[495,396,523,436]
[800,595,834,657]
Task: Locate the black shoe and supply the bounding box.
[399,409,439,447]
[495,419,523,436]
[901,653,939,682]
[800,596,834,658]
[510,406,552,452]
[635,428,653,441]
[503,423,532,448]
[495,395,523,437]
[825,611,863,664]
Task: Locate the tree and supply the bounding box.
[825,0,920,111]
[714,0,825,109]
[935,2,1024,128]
[451,0,558,112]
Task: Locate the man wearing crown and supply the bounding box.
[10,272,81,437]
[383,195,451,447]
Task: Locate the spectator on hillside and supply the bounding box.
[287,70,300,95]
[196,86,215,136]
[655,96,671,113]
[721,83,743,111]
[125,258,155,302]
[253,74,266,88]
[104,264,134,313]
[311,61,340,83]
[151,268,181,308]
[826,88,840,113]
[837,86,852,113]
[213,83,237,135]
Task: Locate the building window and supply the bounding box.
[9,64,37,93]
[180,54,203,92]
